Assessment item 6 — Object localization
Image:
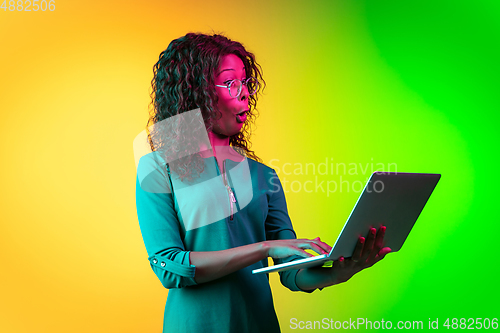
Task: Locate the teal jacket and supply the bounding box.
[136,152,313,332]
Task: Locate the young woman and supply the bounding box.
[136,32,391,333]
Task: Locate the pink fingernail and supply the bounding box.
[371,228,376,234]
[381,226,386,231]
[359,237,365,244]
[339,257,344,262]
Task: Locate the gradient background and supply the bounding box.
[1,0,498,332]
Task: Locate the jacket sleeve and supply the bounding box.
[135,153,197,289]
[264,169,319,293]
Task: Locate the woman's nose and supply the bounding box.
[239,84,249,101]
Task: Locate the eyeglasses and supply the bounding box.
[215,77,259,98]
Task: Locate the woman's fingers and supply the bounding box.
[295,238,331,255]
[374,226,386,250]
[367,226,386,262]
[294,247,316,258]
[377,247,392,260]
[294,238,337,258]
[338,256,345,269]
[309,243,329,255]
[366,247,392,267]
[327,229,391,283]
[312,237,332,254]
[361,228,377,259]
[351,236,365,263]
[295,239,330,256]
[268,238,332,259]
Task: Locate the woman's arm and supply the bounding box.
[136,156,331,287]
[191,226,391,287]
[295,226,392,291]
[190,238,331,284]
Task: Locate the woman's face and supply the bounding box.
[212,54,249,137]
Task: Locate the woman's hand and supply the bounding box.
[190,237,331,284]
[263,238,332,259]
[296,226,391,291]
[330,226,392,284]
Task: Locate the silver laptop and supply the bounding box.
[252,172,441,274]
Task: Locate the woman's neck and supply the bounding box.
[208,131,230,155]
[199,131,243,162]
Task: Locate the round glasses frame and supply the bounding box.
[215,77,259,99]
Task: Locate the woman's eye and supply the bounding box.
[223,80,233,85]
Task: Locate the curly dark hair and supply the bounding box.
[146,32,265,181]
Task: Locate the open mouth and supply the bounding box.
[235,110,248,123]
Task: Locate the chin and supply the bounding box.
[213,129,240,139]
[230,127,244,137]
[225,131,241,138]
[225,126,244,137]
[213,122,244,138]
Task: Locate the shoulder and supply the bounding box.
[137,151,168,176]
[136,151,171,193]
[244,158,284,194]
[245,157,279,180]
[246,157,274,172]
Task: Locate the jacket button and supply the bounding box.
[161,262,166,267]
[152,259,158,264]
